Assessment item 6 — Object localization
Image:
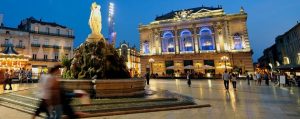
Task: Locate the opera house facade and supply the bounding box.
[139,6,254,77]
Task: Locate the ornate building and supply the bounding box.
[0,17,74,77]
[139,6,254,77]
[117,41,141,77]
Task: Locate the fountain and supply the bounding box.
[61,2,144,98]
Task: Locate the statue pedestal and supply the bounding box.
[87,34,104,43]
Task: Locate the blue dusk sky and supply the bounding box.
[0,0,300,61]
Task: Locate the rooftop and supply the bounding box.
[155,6,223,21]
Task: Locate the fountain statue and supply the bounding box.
[87,2,104,42]
[66,2,130,79]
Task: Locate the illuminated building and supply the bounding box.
[0,17,74,77]
[259,22,300,73]
[117,41,141,77]
[139,6,254,77]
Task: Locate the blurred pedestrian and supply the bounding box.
[231,73,237,91]
[246,73,250,85]
[264,71,269,86]
[223,70,230,90]
[257,72,262,86]
[187,71,191,87]
[145,71,150,85]
[3,69,10,90]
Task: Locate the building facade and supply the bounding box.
[0,17,74,76]
[116,41,141,77]
[259,22,300,72]
[139,6,254,77]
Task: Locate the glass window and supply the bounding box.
[56,29,60,35]
[283,57,290,65]
[44,39,49,45]
[180,29,194,52]
[32,54,37,60]
[34,26,39,32]
[184,60,193,66]
[54,53,59,60]
[199,27,215,51]
[19,40,23,46]
[165,60,174,67]
[44,54,48,60]
[46,27,50,34]
[143,41,150,54]
[233,33,243,50]
[33,39,39,44]
[162,31,175,53]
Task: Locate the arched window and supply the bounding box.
[162,31,175,53]
[143,41,150,54]
[199,27,215,51]
[180,29,194,52]
[233,33,243,50]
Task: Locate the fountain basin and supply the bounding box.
[60,79,145,98]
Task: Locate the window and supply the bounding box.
[33,39,39,44]
[56,29,60,35]
[44,39,49,45]
[34,26,39,32]
[54,53,59,61]
[143,41,150,54]
[19,40,23,46]
[44,54,48,60]
[161,31,175,53]
[180,29,194,52]
[283,57,290,65]
[46,27,50,34]
[32,54,37,60]
[204,60,215,67]
[233,33,243,50]
[199,27,215,51]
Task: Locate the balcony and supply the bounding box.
[30,31,75,38]
[15,45,26,49]
[53,45,61,49]
[63,46,72,50]
[30,59,60,62]
[31,44,41,47]
[42,44,53,48]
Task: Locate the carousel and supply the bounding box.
[0,44,30,80]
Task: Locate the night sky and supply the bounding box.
[1,0,300,61]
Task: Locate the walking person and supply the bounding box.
[187,71,191,87]
[3,69,9,90]
[145,71,150,85]
[253,73,257,85]
[264,72,270,86]
[257,72,262,86]
[231,73,237,91]
[222,71,231,90]
[7,70,13,90]
[246,73,250,85]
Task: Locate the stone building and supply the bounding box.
[139,6,254,77]
[0,17,74,76]
[259,22,300,72]
[116,41,141,77]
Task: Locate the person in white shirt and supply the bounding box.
[223,71,231,90]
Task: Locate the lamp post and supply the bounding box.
[221,56,229,71]
[149,58,155,75]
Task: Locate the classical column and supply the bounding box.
[193,24,199,53]
[174,26,180,54]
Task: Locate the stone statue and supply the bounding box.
[88,2,103,41]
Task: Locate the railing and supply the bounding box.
[63,46,72,50]
[53,45,61,49]
[42,44,53,48]
[15,45,25,49]
[31,44,41,47]
[30,31,75,38]
[30,59,60,62]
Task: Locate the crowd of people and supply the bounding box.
[2,68,33,90]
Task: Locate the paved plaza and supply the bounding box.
[0,79,300,119]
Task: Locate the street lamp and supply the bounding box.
[149,58,155,75]
[221,56,229,71]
